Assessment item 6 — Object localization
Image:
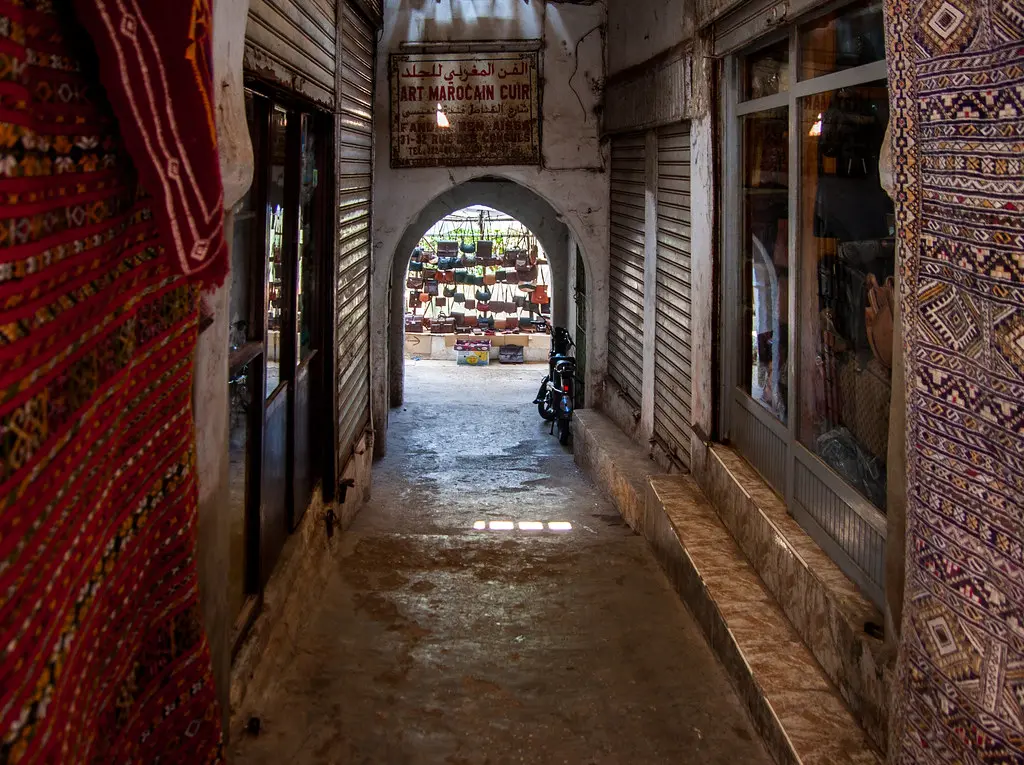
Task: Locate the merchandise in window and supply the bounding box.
[799,81,893,509]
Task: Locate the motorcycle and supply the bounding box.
[534,326,576,445]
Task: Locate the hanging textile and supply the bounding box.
[69,0,227,284]
[0,1,222,762]
[885,1,1024,762]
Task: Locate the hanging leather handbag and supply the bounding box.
[423,264,438,279]
[451,310,465,327]
[483,272,497,286]
[477,301,490,313]
[520,265,539,280]
[465,299,476,310]
[443,284,457,298]
[453,268,467,283]
[477,316,492,329]
[495,269,507,283]
[439,256,459,270]
[439,270,455,284]
[515,257,529,272]
[494,318,508,331]
[460,240,476,254]
[505,249,523,267]
[409,261,423,272]
[477,240,494,264]
[407,276,423,290]
[475,288,492,302]
[514,295,527,309]
[505,269,520,285]
[435,296,447,306]
[453,292,466,303]
[506,316,519,331]
[409,291,419,308]
[437,240,458,255]
[540,302,550,315]
[426,280,439,297]
[460,253,477,267]
[419,292,431,303]
[411,246,425,262]
[533,285,549,304]
[519,282,536,293]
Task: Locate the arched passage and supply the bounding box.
[385,177,596,424]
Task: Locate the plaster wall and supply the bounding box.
[194,0,254,732]
[372,0,610,457]
[606,0,692,76]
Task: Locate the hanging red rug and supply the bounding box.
[0,0,223,762]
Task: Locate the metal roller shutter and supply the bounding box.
[607,134,647,407]
[653,124,693,468]
[335,2,375,471]
[245,0,338,108]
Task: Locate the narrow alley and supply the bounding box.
[231,361,772,765]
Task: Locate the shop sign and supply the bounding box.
[390,51,540,168]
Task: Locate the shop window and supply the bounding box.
[724,0,892,604]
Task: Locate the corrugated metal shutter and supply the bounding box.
[653,124,692,468]
[245,0,338,108]
[335,2,374,470]
[607,133,646,407]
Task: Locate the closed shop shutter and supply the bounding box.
[335,2,375,470]
[607,133,647,408]
[245,0,338,108]
[652,124,693,468]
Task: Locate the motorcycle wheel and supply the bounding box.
[557,415,570,445]
[538,394,557,422]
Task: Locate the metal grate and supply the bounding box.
[792,458,886,607]
[335,2,374,472]
[732,399,787,494]
[607,133,647,407]
[652,124,693,468]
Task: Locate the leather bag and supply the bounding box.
[477,302,490,313]
[405,314,423,332]
[437,240,458,255]
[483,272,497,286]
[409,261,423,272]
[533,285,549,304]
[453,292,466,303]
[435,296,447,306]
[426,280,439,297]
[465,299,476,310]
[419,292,431,303]
[408,291,419,308]
[438,271,455,284]
[475,288,492,302]
[407,276,423,290]
[443,284,456,298]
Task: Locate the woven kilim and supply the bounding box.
[0,1,222,762]
[885,0,1024,762]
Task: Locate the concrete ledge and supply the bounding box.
[572,409,662,534]
[689,437,890,752]
[646,476,882,765]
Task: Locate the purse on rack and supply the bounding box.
[460,240,476,254]
[451,310,466,327]
[435,296,447,306]
[465,299,476,310]
[411,247,425,262]
[409,260,423,272]
[495,318,508,331]
[426,280,439,297]
[475,288,492,302]
[483,272,496,286]
[439,256,459,270]
[407,276,423,290]
[443,284,456,298]
[533,285,549,305]
[495,269,507,283]
[519,282,536,293]
[409,291,419,308]
[419,292,431,303]
[453,292,466,303]
[476,240,493,261]
[506,316,519,331]
[514,295,527,309]
[477,301,490,313]
[461,253,477,267]
[423,264,438,279]
[454,268,468,283]
[437,240,458,255]
[438,271,455,284]
[504,249,523,267]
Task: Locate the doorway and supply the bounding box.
[227,85,334,652]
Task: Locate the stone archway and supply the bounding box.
[378,176,601,458]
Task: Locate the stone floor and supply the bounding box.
[231,360,773,765]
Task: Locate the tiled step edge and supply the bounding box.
[689,442,890,751]
[646,475,882,765]
[571,409,664,535]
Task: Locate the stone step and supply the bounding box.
[571,410,883,765]
[645,475,882,765]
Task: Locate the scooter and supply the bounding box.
[534,326,576,445]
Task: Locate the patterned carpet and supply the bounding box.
[885,0,1024,762]
[0,1,222,761]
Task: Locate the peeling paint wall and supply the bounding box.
[371,0,610,457]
